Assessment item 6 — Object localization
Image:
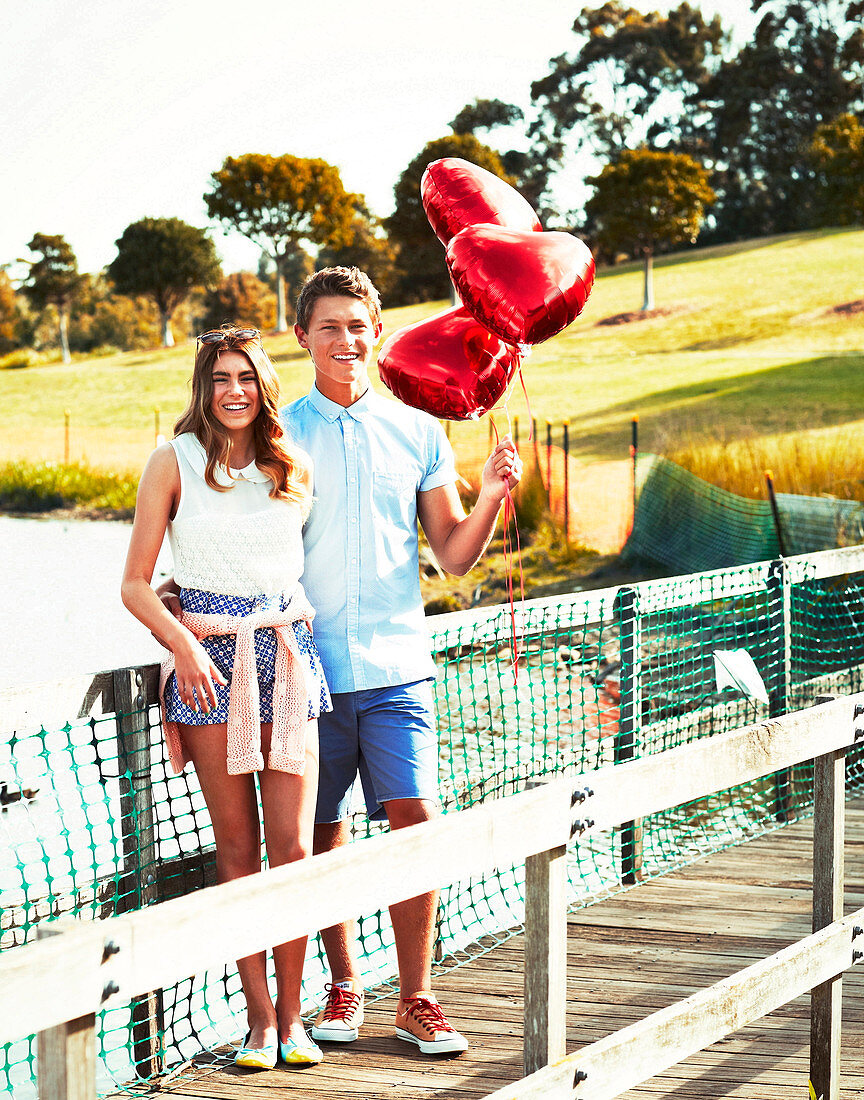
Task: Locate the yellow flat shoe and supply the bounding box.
[279,1032,323,1065]
[234,1031,278,1070]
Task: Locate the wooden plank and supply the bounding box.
[98,799,863,1100]
[766,559,792,821]
[0,777,574,1043]
[614,586,643,884]
[810,746,846,1100]
[36,923,96,1100]
[485,909,863,1100]
[4,686,856,1046]
[37,1015,97,1100]
[580,693,864,836]
[788,544,864,582]
[0,665,161,733]
[113,667,164,1079]
[3,699,861,1074]
[524,843,567,1073]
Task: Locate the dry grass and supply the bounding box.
[666,424,864,501]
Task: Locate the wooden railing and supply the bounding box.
[1,695,862,1100]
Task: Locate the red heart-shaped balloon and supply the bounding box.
[378,306,521,421]
[446,224,595,346]
[421,157,542,246]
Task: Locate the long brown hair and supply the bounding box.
[174,326,308,507]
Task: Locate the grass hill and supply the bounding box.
[2,226,862,482]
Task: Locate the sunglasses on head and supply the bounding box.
[196,328,260,347]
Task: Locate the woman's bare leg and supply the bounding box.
[179,721,275,1049]
[258,720,319,1044]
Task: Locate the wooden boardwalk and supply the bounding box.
[155,802,864,1100]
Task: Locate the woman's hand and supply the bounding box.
[172,633,227,714]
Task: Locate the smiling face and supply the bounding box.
[294,295,383,406]
[209,350,262,435]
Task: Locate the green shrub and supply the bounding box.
[0,348,40,370]
[424,593,465,615]
[0,460,139,513]
[86,344,124,359]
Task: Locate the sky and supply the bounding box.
[1,0,757,279]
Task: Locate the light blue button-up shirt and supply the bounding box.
[281,385,456,693]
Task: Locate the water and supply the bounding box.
[0,516,172,688]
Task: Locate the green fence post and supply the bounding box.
[766,559,792,820]
[614,586,643,883]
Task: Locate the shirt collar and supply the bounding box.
[184,433,270,486]
[307,384,377,423]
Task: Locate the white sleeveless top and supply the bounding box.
[168,433,306,597]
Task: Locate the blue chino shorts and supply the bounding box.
[315,680,439,823]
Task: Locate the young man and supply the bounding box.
[285,267,521,1056]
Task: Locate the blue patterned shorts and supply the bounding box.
[164,588,332,726]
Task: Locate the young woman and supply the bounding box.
[122,326,330,1070]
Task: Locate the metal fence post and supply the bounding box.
[766,559,792,819]
[113,668,164,1078]
[545,421,553,511]
[563,421,570,542]
[614,586,643,883]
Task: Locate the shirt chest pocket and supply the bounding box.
[373,469,418,501]
[371,469,419,532]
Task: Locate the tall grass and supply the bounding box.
[0,460,138,513]
[666,427,864,501]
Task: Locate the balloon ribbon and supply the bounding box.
[490,415,525,681]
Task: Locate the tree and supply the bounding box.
[204,154,357,331]
[808,112,864,226]
[586,148,715,309]
[449,98,553,213]
[108,217,221,347]
[0,270,20,354]
[68,273,161,352]
[199,271,278,333]
[20,233,81,363]
[695,0,864,239]
[450,98,525,136]
[386,134,516,304]
[318,200,398,302]
[529,3,726,162]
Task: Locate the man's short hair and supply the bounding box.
[295,266,382,333]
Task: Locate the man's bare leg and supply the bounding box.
[383,798,438,999]
[313,819,363,982]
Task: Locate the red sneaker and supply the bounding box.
[395,994,468,1055]
[311,981,365,1042]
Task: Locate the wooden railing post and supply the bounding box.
[524,842,568,1075]
[767,559,792,820]
[113,668,164,1078]
[809,697,848,1100]
[37,924,95,1100]
[614,586,643,883]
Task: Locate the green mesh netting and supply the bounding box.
[625,455,864,573]
[3,549,864,1096]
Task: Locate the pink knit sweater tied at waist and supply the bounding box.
[159,596,315,776]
